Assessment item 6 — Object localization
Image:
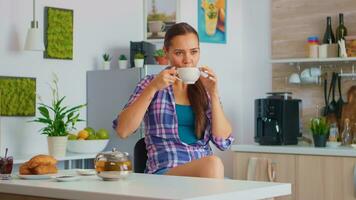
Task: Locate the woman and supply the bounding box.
[113,22,233,178]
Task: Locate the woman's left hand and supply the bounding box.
[199,66,218,96]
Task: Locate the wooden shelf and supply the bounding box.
[271,57,356,65]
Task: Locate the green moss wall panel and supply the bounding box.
[44,7,73,60]
[0,77,36,116]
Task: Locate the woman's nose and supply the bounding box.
[183,53,192,65]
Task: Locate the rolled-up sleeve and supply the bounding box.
[112,75,154,130]
[211,134,234,151]
[206,95,234,151]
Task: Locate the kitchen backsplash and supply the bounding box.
[271,0,356,135]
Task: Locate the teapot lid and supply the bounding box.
[96,148,129,162]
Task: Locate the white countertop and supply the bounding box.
[0,170,291,200]
[231,144,356,157]
[14,152,96,164]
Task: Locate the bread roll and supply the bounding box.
[31,165,58,175]
[19,162,32,175]
[27,154,57,169]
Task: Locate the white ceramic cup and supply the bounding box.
[309,67,321,77]
[300,68,319,84]
[288,73,301,84]
[177,67,201,84]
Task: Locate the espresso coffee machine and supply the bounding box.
[254,92,301,145]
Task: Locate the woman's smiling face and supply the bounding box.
[164,33,200,68]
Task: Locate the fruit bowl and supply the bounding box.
[67,139,109,154]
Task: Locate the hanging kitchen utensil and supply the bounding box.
[326,72,337,115]
[321,74,328,116]
[336,73,345,119]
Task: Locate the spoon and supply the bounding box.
[4,148,8,159]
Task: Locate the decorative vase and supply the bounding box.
[134,59,144,68]
[47,136,68,157]
[118,60,128,69]
[313,135,327,147]
[102,61,111,70]
[155,56,169,65]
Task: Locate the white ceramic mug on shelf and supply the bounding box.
[309,67,321,77]
[288,73,301,84]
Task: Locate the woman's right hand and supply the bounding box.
[149,67,178,91]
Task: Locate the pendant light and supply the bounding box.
[24,0,44,51]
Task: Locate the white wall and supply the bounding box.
[0,0,143,156]
[180,0,271,177]
[0,0,271,178]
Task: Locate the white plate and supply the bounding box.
[76,169,96,176]
[18,174,56,180]
[55,175,80,182]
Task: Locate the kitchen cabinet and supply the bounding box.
[233,150,356,200]
[233,152,296,200]
[296,155,356,200]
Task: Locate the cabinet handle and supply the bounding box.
[354,164,356,197]
[268,160,277,182]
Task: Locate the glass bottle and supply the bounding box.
[341,118,352,146]
[323,16,336,44]
[329,123,338,142]
[353,123,356,144]
[336,13,348,57]
[336,13,348,42]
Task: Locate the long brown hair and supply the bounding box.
[164,22,209,139]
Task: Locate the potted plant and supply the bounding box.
[310,117,330,147]
[153,49,169,65]
[134,52,145,68]
[102,53,111,70]
[118,54,128,69]
[32,74,86,157]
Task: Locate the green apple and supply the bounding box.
[87,134,96,140]
[68,134,77,140]
[96,128,109,139]
[84,127,95,135]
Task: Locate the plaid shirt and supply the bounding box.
[113,75,234,174]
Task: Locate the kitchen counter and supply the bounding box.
[0,170,291,200]
[231,144,356,157]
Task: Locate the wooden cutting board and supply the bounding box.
[340,86,356,134]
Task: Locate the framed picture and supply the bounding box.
[144,0,180,41]
[198,0,226,44]
[44,7,74,60]
[0,76,36,116]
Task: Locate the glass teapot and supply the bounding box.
[94,148,132,180]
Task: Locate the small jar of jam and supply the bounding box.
[0,148,13,180]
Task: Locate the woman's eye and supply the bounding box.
[175,52,183,56]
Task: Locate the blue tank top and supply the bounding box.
[176,104,198,144]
